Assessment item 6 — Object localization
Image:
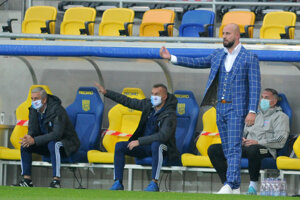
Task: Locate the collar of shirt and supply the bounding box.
[151,106,165,117]
[223,43,242,72]
[38,104,47,116]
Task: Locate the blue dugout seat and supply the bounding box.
[135,90,200,166]
[179,10,215,37]
[43,87,104,163]
[241,93,292,169]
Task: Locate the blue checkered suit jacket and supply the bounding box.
[176,46,261,116]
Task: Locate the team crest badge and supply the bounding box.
[82,100,90,111]
[177,103,185,115]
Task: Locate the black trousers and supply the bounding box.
[208,143,272,183]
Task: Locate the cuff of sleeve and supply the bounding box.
[170,55,177,63]
[34,136,40,146]
[104,89,111,97]
[137,138,144,146]
[249,110,256,114]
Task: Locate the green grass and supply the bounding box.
[0,186,296,200]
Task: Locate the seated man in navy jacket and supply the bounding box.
[14,87,80,188]
[95,83,179,192]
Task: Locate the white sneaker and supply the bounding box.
[217,184,233,194]
[233,188,240,194]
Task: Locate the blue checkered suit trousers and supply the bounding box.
[216,103,244,189]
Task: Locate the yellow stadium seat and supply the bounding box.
[219,11,255,38]
[88,88,145,164]
[0,85,52,160]
[181,107,221,167]
[277,136,300,170]
[260,11,296,39]
[22,6,57,34]
[139,9,175,37]
[60,7,96,36]
[99,8,135,36]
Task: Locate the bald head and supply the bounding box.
[222,23,240,51]
[225,23,240,35]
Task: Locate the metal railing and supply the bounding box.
[2,33,300,45]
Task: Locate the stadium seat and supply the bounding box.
[60,7,96,35]
[22,6,57,34]
[277,135,300,170]
[43,87,104,163]
[0,85,52,160]
[181,107,221,167]
[139,9,175,37]
[87,88,145,164]
[241,93,292,169]
[2,6,57,35]
[135,90,200,166]
[99,8,135,36]
[260,11,296,39]
[219,11,255,38]
[179,10,215,37]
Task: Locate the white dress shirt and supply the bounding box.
[223,42,242,72]
[170,55,177,63]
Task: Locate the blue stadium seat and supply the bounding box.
[278,93,292,125]
[179,10,215,37]
[135,90,200,166]
[241,93,292,169]
[43,87,104,163]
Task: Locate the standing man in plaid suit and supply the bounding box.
[160,23,261,194]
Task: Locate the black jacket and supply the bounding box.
[28,95,80,157]
[105,90,180,161]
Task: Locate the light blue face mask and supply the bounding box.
[32,99,43,110]
[260,99,270,111]
[150,95,162,107]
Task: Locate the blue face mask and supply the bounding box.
[32,99,43,110]
[260,99,270,111]
[151,95,162,107]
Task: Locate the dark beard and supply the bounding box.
[223,40,235,48]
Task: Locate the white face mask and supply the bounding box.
[150,95,162,107]
[32,99,43,110]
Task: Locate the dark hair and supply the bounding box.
[152,83,168,92]
[264,88,280,101]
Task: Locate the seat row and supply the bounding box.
[3,6,175,37]
[0,85,198,166]
[0,85,298,172]
[2,6,297,39]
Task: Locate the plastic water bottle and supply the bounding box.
[265,178,271,196]
[260,179,266,196]
[269,178,275,196]
[274,178,281,196]
[0,112,5,124]
[280,179,287,196]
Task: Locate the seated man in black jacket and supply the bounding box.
[14,87,80,188]
[95,83,179,192]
